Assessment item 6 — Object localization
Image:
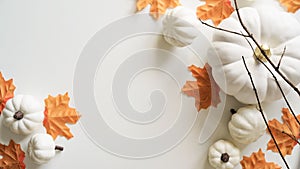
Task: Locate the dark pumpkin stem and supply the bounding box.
[230,109,237,115]
[221,153,230,163]
[55,145,64,151]
[13,111,24,120]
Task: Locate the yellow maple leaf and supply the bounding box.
[136,0,181,19]
[43,93,81,140]
[240,149,281,169]
[280,0,300,13]
[197,0,234,26]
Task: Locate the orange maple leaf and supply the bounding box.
[279,0,300,13]
[197,0,234,26]
[267,108,300,156]
[43,93,81,140]
[0,140,26,169]
[182,64,221,112]
[0,72,16,114]
[240,149,281,169]
[136,0,181,19]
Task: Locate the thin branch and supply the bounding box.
[233,0,300,97]
[282,131,300,145]
[243,37,300,126]
[242,56,290,169]
[198,19,249,37]
[276,46,286,70]
[198,1,299,167]
[258,60,300,125]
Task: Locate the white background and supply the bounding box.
[0,0,300,168]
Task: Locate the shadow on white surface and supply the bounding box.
[0,118,29,144]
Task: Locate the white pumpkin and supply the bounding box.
[162,6,199,47]
[207,7,300,104]
[208,140,240,169]
[28,133,64,164]
[228,105,266,144]
[2,95,44,135]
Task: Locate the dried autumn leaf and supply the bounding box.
[136,0,181,19]
[43,93,81,140]
[280,0,300,13]
[182,64,221,111]
[240,149,281,169]
[0,72,16,114]
[182,81,201,111]
[0,140,26,169]
[197,0,234,26]
[267,108,300,156]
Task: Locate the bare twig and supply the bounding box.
[198,19,250,37]
[198,0,300,167]
[242,56,290,169]
[276,46,286,70]
[232,0,300,97]
[258,60,300,125]
[243,37,300,125]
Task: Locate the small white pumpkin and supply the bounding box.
[228,105,266,144]
[28,133,64,164]
[207,7,300,104]
[208,140,240,169]
[2,95,44,135]
[162,6,199,47]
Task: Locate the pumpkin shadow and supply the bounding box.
[155,35,174,51]
[202,162,215,169]
[0,118,29,143]
[153,36,175,65]
[24,158,43,169]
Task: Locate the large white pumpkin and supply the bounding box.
[207,7,300,104]
[2,95,44,135]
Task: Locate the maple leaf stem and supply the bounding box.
[282,131,300,145]
[242,56,290,169]
[232,0,300,100]
[198,19,249,37]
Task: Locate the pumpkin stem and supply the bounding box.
[55,145,64,151]
[13,111,24,120]
[230,109,237,114]
[221,153,230,163]
[254,44,271,62]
